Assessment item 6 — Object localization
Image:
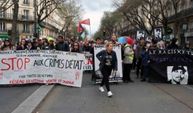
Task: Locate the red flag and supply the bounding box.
[79,19,90,25]
[77,23,84,33]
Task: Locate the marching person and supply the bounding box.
[136,38,145,78]
[141,42,151,82]
[42,39,51,50]
[1,39,13,51]
[123,38,134,83]
[96,42,117,97]
[55,36,69,51]
[71,42,81,53]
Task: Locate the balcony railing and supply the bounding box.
[0,29,7,32]
[0,13,34,21]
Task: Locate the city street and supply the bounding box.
[1,0,193,113]
[0,85,40,113]
[33,72,193,113]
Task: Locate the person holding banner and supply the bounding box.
[1,39,13,51]
[141,42,151,82]
[96,42,117,97]
[55,36,70,51]
[71,42,81,53]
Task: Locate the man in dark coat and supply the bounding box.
[55,36,69,51]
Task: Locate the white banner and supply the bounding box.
[0,50,85,87]
[94,45,123,83]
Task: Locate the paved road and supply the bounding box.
[34,73,193,113]
[0,84,40,113]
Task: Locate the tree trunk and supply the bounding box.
[11,0,19,44]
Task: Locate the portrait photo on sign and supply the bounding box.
[154,28,162,39]
[167,66,188,85]
[137,30,145,39]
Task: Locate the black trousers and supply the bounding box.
[123,64,132,81]
[141,65,149,80]
[100,66,112,92]
[132,56,137,69]
[91,63,96,81]
[136,58,142,78]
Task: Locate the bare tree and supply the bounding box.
[11,0,19,43]
[95,11,122,38]
[0,0,13,13]
[170,0,182,15]
[113,0,184,37]
[58,0,82,37]
[33,0,66,37]
[114,0,160,36]
[36,0,64,26]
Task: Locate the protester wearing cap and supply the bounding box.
[123,37,134,83]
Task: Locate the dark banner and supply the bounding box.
[149,49,193,84]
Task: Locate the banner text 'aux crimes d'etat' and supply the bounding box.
[0,50,85,87]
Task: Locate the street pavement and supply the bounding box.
[0,84,40,113]
[34,72,193,113]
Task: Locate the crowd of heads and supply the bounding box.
[0,36,104,52]
[0,35,192,52]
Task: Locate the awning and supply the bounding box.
[0,33,9,40]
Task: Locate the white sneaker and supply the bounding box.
[107,91,113,97]
[109,75,113,79]
[99,87,105,92]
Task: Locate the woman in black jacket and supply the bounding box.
[96,42,117,97]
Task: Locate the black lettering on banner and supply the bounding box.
[33,58,65,69]
[33,60,43,66]
[65,60,84,70]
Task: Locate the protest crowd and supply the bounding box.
[0,35,192,97]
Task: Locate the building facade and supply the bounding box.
[114,0,193,47]
[168,0,193,47]
[0,0,65,41]
[0,0,34,40]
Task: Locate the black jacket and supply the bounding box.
[96,50,118,70]
[55,42,69,51]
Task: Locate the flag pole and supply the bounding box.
[89,24,92,37]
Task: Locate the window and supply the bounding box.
[0,9,5,18]
[191,0,193,7]
[23,10,29,20]
[0,22,5,32]
[23,0,29,4]
[23,23,29,33]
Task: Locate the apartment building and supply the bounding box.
[168,0,193,46]
[0,0,65,41]
[0,0,34,40]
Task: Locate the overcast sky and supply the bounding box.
[79,0,115,36]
